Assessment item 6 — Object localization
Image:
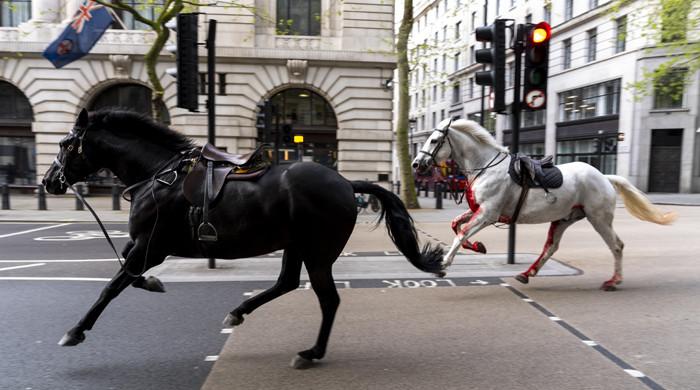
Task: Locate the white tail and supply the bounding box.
[606,175,677,225]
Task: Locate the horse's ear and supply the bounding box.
[76,108,89,129]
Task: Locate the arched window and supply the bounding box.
[89,83,170,124]
[0,81,34,184]
[1,0,31,27]
[276,0,321,36]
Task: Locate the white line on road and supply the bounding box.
[204,355,219,362]
[0,223,72,239]
[0,263,46,272]
[0,277,110,282]
[0,259,115,263]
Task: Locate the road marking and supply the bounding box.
[0,277,110,282]
[0,263,46,272]
[502,283,666,390]
[0,223,72,239]
[0,259,115,263]
[204,355,219,362]
[220,328,233,334]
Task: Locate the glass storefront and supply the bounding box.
[556,136,617,174]
[0,81,34,184]
[559,79,620,122]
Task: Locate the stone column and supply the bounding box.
[31,0,62,23]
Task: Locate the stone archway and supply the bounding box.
[0,80,34,184]
[88,82,170,124]
[259,88,338,169]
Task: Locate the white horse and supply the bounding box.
[412,119,677,290]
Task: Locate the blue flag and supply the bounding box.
[43,1,114,68]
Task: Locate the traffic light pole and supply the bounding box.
[507,23,524,265]
[207,19,217,269]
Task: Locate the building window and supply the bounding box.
[454,52,461,71]
[442,54,447,72]
[440,109,446,121]
[557,137,617,174]
[589,0,598,9]
[520,143,545,159]
[653,68,687,109]
[559,79,621,122]
[495,0,500,15]
[111,0,164,30]
[432,84,437,101]
[615,16,627,53]
[441,82,446,99]
[565,0,574,21]
[661,0,690,43]
[434,31,439,45]
[277,0,321,36]
[471,11,476,32]
[433,58,438,72]
[469,45,475,65]
[0,0,30,27]
[522,109,546,128]
[562,39,572,69]
[525,13,532,24]
[432,112,437,127]
[442,25,447,41]
[452,82,461,104]
[507,61,514,87]
[467,112,496,133]
[468,77,474,99]
[543,4,551,24]
[587,28,597,62]
[455,21,461,39]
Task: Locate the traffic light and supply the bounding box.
[523,22,551,111]
[255,100,272,142]
[474,19,507,113]
[282,124,293,143]
[165,13,199,112]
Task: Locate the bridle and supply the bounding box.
[418,119,454,168]
[54,126,88,187]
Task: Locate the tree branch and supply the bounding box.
[93,0,157,29]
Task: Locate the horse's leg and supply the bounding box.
[587,213,625,291]
[515,208,585,284]
[59,245,164,346]
[443,210,493,269]
[223,249,303,326]
[451,211,487,253]
[118,239,165,293]
[291,263,340,369]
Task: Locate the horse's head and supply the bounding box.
[411,118,453,174]
[42,108,101,194]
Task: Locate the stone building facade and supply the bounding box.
[402,0,699,193]
[0,0,397,185]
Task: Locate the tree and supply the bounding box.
[396,0,419,208]
[92,0,185,122]
[613,0,700,100]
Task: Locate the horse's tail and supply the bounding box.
[606,175,677,225]
[351,181,444,275]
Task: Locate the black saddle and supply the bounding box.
[182,143,270,241]
[508,153,563,190]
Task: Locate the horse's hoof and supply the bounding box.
[474,242,487,254]
[223,312,244,327]
[434,271,446,278]
[143,276,166,293]
[58,329,85,346]
[514,274,529,284]
[601,283,618,291]
[290,354,314,369]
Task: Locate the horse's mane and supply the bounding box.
[449,119,508,152]
[89,109,195,152]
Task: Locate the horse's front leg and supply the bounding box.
[59,243,165,346]
[451,211,487,254]
[443,209,494,270]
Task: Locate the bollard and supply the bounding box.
[424,184,429,197]
[75,184,84,210]
[396,181,400,195]
[444,185,448,199]
[435,183,443,209]
[1,184,9,210]
[416,183,420,196]
[112,181,121,211]
[38,184,47,210]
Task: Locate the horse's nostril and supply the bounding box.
[412,162,418,169]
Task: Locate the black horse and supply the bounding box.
[42,108,443,368]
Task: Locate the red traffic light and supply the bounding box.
[529,22,551,44]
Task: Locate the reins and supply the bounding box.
[54,127,189,278]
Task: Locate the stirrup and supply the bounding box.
[198,222,218,242]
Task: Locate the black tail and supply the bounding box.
[351,181,444,275]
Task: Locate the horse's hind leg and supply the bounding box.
[223,248,303,326]
[587,213,624,291]
[291,262,340,369]
[451,211,487,253]
[515,207,585,284]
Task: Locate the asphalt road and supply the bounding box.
[0,222,500,390]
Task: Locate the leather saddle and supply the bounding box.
[508,153,563,190]
[182,143,270,241]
